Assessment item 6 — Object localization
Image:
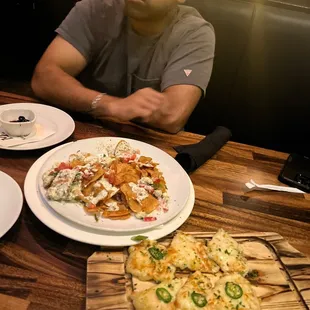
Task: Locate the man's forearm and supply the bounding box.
[31,66,186,133]
[141,94,185,134]
[31,65,117,115]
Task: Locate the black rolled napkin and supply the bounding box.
[173,126,232,173]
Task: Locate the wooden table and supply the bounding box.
[0,91,309,310]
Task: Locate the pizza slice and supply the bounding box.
[208,229,248,275]
[168,232,219,273]
[207,273,261,310]
[175,271,212,310]
[131,278,186,310]
[126,239,176,282]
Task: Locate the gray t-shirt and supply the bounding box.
[56,0,215,97]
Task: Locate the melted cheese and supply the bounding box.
[105,200,119,211]
[89,190,108,205]
[208,229,248,275]
[168,233,220,273]
[84,155,99,165]
[97,177,118,193]
[139,177,153,185]
[129,182,149,203]
[131,278,186,310]
[175,271,212,310]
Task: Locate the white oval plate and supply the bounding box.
[0,103,75,150]
[0,171,23,237]
[37,137,191,233]
[24,143,195,246]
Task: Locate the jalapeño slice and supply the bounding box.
[156,288,172,303]
[131,235,148,242]
[148,247,166,260]
[191,291,207,307]
[225,282,243,299]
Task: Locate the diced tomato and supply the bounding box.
[122,153,136,163]
[82,174,91,180]
[108,173,115,185]
[87,203,96,209]
[154,178,161,184]
[143,217,157,222]
[55,162,71,171]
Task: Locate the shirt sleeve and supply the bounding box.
[161,22,215,96]
[55,0,102,62]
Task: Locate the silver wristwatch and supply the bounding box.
[88,93,106,112]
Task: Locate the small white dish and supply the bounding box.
[0,103,75,150]
[0,171,23,237]
[24,143,195,246]
[0,109,36,137]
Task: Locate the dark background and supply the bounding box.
[1,0,310,156]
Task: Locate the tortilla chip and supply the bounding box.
[77,194,90,204]
[105,188,119,201]
[114,163,140,186]
[93,183,105,196]
[84,206,100,214]
[120,184,134,199]
[82,164,104,187]
[97,200,107,208]
[82,182,96,197]
[141,194,159,214]
[105,214,131,220]
[139,156,152,164]
[103,209,130,218]
[120,183,142,213]
[102,200,131,219]
[114,140,132,157]
[70,159,85,168]
[128,198,142,213]
[135,165,149,177]
[146,168,162,180]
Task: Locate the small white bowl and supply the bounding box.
[0,109,36,137]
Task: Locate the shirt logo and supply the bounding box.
[184,69,192,77]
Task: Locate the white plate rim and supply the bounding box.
[24,143,195,246]
[0,171,23,237]
[37,137,191,233]
[0,103,75,151]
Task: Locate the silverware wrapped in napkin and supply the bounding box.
[174,126,232,173]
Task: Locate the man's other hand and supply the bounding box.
[102,88,165,122]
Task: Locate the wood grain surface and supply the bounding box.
[0,91,309,310]
[86,232,310,310]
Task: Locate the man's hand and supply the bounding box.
[99,88,166,122]
[95,85,201,133]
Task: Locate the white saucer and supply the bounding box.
[0,103,75,150]
[24,143,195,247]
[0,171,23,237]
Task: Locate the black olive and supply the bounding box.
[10,115,30,122]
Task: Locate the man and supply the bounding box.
[31,0,215,133]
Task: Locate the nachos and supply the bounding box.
[42,140,169,222]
